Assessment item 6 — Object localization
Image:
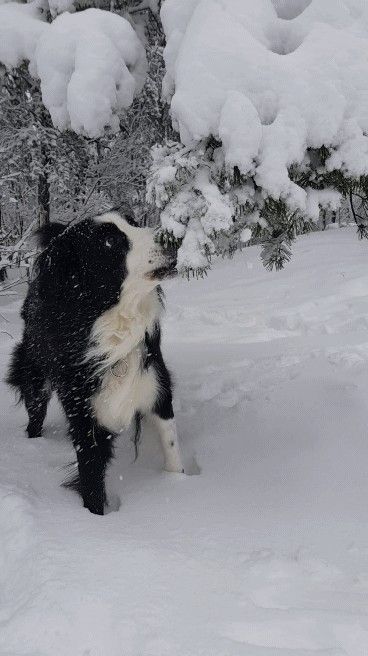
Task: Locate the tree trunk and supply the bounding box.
[37,145,50,227]
[0,201,8,282]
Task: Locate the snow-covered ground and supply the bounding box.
[1,227,368,655]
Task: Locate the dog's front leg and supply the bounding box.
[152,414,184,474]
[69,417,114,515]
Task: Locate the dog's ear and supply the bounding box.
[34,223,66,249]
[108,203,139,227]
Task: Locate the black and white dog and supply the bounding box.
[7,212,184,515]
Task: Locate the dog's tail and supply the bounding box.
[35,223,66,250]
[62,462,82,496]
[132,412,143,461]
[6,341,26,402]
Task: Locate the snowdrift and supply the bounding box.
[1,227,368,654]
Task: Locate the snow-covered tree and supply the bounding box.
[0,0,146,136]
[3,0,368,282]
[149,0,368,275]
[0,0,166,280]
[97,8,173,225]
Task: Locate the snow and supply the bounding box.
[2,227,368,654]
[240,227,252,244]
[162,0,368,210]
[0,2,146,137]
[218,91,262,176]
[47,0,75,18]
[33,9,146,137]
[0,1,47,69]
[193,167,233,234]
[306,188,342,222]
[176,216,211,272]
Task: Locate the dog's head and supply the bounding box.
[95,212,177,287]
[39,212,177,315]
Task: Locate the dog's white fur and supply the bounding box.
[151,415,184,473]
[90,286,162,432]
[87,213,163,433]
[87,213,184,475]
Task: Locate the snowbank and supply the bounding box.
[162,0,368,209]
[2,228,368,654]
[0,2,146,137]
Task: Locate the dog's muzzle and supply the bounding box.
[146,246,177,280]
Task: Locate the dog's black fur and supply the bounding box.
[7,216,177,515]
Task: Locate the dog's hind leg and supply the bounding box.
[7,342,51,438]
[24,376,51,439]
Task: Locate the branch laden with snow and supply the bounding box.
[151,0,368,273]
[147,139,248,275]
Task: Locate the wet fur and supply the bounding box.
[6,213,179,515]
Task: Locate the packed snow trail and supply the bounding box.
[1,227,368,655]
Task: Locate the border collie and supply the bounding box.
[7,212,184,515]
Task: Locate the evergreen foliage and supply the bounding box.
[148,137,365,276]
[1,0,367,282]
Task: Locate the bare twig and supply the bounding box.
[0,330,14,340]
[0,274,28,292]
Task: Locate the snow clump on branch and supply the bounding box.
[0,1,146,137]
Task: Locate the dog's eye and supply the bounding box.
[102,230,129,251]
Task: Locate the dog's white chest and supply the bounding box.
[89,289,162,433]
[92,349,158,433]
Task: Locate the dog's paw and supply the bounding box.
[164,463,185,474]
[184,455,201,476]
[105,493,121,513]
